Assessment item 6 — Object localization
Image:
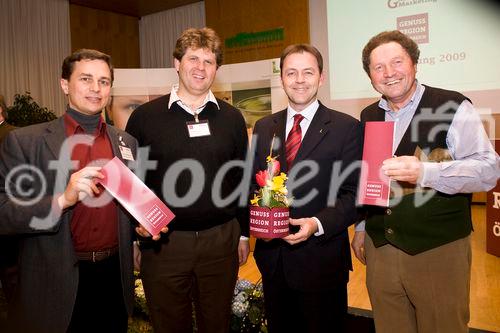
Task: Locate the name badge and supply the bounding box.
[119,146,134,161]
[186,120,211,138]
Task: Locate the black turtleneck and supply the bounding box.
[66,108,101,133]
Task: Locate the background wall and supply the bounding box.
[69,4,140,68]
[205,0,310,64]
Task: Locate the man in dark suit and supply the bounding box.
[251,44,361,333]
[0,49,137,333]
[0,95,16,143]
[0,95,18,305]
[0,100,22,326]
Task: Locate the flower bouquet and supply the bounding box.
[128,273,153,333]
[249,150,291,238]
[230,279,267,333]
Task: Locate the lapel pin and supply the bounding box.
[319,129,323,133]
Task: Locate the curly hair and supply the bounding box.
[173,27,223,67]
[362,30,419,76]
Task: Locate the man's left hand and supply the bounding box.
[282,218,318,245]
[382,155,422,184]
[238,239,250,266]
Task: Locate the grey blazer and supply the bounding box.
[0,117,137,333]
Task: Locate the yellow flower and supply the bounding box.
[271,175,284,192]
[250,194,261,206]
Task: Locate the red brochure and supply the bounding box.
[99,157,175,236]
[358,121,394,207]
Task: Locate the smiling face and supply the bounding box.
[174,47,217,101]
[281,51,324,112]
[368,41,417,111]
[60,59,112,115]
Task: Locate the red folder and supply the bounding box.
[99,157,175,236]
[358,121,394,207]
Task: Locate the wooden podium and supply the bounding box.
[486,139,500,257]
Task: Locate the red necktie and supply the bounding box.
[286,114,304,167]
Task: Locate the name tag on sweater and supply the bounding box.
[186,120,211,138]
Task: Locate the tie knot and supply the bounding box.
[293,114,304,124]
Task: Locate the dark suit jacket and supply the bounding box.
[0,117,137,333]
[252,103,361,291]
[0,121,16,144]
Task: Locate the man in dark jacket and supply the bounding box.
[0,49,137,333]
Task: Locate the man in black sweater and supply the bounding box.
[126,27,250,333]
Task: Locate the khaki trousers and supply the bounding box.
[365,234,471,333]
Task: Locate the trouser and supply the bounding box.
[262,258,348,333]
[67,254,128,333]
[365,234,471,333]
[140,219,240,333]
[0,236,19,304]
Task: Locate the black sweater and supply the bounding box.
[126,94,249,235]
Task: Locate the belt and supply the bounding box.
[75,247,118,262]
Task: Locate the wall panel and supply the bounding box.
[70,4,140,68]
[205,0,309,64]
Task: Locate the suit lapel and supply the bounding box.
[271,111,288,170]
[106,126,123,162]
[44,117,67,160]
[106,125,136,166]
[294,104,330,162]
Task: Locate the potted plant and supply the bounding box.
[7,92,57,127]
[249,137,292,238]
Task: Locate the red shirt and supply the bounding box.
[64,113,119,252]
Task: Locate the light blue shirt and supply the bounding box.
[356,81,499,231]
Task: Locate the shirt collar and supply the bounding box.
[0,120,4,126]
[379,80,424,117]
[168,84,220,111]
[286,99,319,123]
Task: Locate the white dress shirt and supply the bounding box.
[285,100,326,236]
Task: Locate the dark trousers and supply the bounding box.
[140,219,240,333]
[0,236,19,304]
[67,254,128,333]
[262,259,347,333]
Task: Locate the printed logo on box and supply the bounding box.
[366,182,383,198]
[493,192,500,209]
[145,204,166,227]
